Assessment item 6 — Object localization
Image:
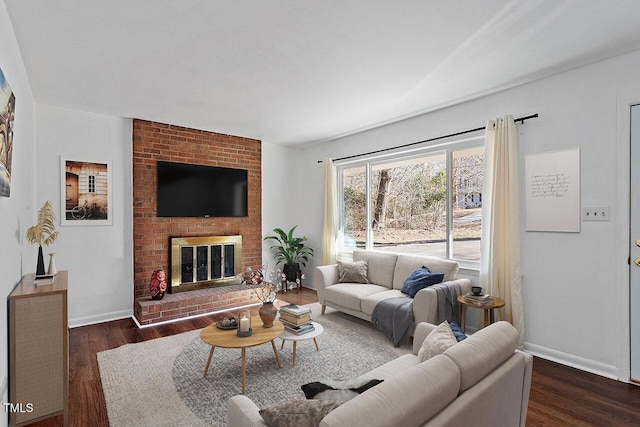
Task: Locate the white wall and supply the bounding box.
[261,141,313,278]
[35,104,133,327]
[0,0,37,422]
[287,49,640,381]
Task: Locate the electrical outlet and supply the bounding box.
[582,206,610,221]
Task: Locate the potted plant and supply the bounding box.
[264,226,314,283]
[25,200,59,276]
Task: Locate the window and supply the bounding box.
[88,175,96,193]
[338,139,484,266]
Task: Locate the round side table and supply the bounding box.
[457,295,506,333]
[279,322,324,366]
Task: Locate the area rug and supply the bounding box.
[98,303,409,427]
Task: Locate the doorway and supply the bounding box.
[630,104,640,382]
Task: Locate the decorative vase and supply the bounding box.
[47,252,57,275]
[149,269,167,300]
[36,245,46,276]
[259,302,277,328]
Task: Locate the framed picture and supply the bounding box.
[0,67,16,198]
[525,148,580,232]
[60,158,113,226]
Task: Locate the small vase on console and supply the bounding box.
[47,252,57,275]
[259,302,277,328]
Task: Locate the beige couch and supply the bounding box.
[227,321,533,427]
[315,250,471,326]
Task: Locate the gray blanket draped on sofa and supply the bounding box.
[431,282,463,325]
[371,296,414,347]
[371,282,463,346]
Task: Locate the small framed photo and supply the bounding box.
[60,157,113,226]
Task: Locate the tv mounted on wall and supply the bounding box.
[157,161,248,217]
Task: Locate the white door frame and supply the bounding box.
[616,94,640,382]
[629,103,640,382]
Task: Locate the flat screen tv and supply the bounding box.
[157,161,248,217]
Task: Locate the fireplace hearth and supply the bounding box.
[170,235,243,293]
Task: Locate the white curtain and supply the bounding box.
[321,158,338,265]
[480,115,524,348]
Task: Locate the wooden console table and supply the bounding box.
[8,271,68,427]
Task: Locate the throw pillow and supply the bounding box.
[400,266,445,297]
[449,321,467,342]
[259,400,342,427]
[337,260,369,284]
[417,320,457,363]
[301,378,384,401]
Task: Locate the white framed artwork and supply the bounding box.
[60,157,113,226]
[525,148,580,232]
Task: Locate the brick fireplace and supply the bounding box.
[132,119,262,325]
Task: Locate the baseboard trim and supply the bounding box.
[525,342,620,381]
[69,309,134,328]
[131,302,262,328]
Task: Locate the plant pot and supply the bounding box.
[283,264,300,283]
[259,302,277,328]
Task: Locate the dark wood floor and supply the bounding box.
[26,288,640,427]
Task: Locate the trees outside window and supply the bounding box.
[339,143,483,265]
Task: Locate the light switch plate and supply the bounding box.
[582,206,610,221]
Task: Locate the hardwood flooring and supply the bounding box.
[25,288,640,427]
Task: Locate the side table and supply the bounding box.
[279,322,324,366]
[457,295,505,333]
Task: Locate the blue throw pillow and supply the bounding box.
[449,321,467,342]
[400,266,445,298]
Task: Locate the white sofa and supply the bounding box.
[315,250,471,326]
[228,321,533,427]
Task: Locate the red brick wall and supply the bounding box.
[132,119,262,298]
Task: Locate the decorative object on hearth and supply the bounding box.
[149,269,167,300]
[264,225,314,283]
[25,200,59,277]
[246,266,280,302]
[237,310,253,337]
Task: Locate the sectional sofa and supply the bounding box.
[227,321,533,427]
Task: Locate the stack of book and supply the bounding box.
[463,293,495,306]
[279,304,315,335]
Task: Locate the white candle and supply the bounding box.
[239,317,250,332]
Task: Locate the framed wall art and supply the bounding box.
[525,148,580,232]
[0,67,16,197]
[60,158,113,226]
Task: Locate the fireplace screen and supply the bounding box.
[170,235,242,293]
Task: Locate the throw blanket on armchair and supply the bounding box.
[371,296,414,347]
[431,282,463,324]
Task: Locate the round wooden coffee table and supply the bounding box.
[457,295,506,333]
[200,317,284,393]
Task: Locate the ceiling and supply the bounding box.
[5,0,640,145]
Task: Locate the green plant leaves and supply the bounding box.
[264,225,314,268]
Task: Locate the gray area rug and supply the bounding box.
[98,303,408,427]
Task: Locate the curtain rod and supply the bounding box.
[317,113,539,164]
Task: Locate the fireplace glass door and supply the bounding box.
[171,236,242,292]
